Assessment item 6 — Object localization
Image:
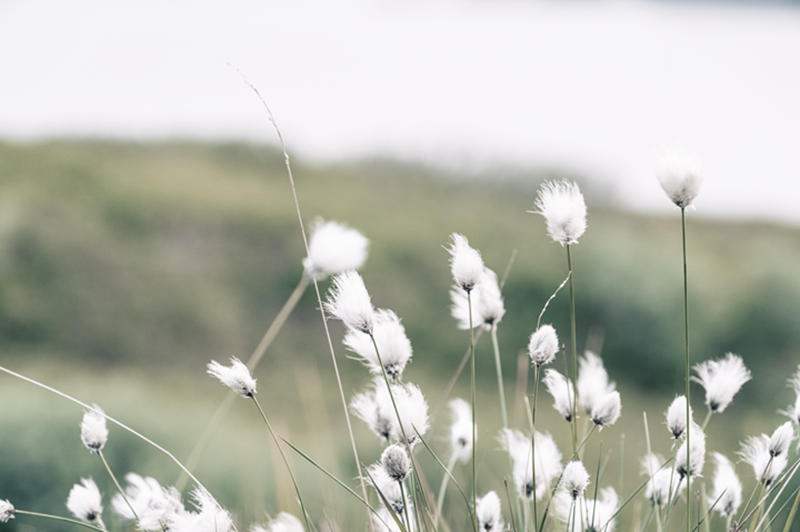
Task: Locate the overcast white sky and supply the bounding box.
[1,0,799,224]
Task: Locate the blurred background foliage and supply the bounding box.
[1,140,799,530]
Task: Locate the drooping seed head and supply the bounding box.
[80,404,108,453]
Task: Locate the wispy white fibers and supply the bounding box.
[344,309,413,381]
[67,478,105,526]
[381,444,410,482]
[168,489,233,532]
[590,390,622,429]
[528,325,559,367]
[739,433,788,486]
[709,452,742,518]
[351,377,393,442]
[554,486,619,532]
[448,398,473,463]
[447,233,484,293]
[252,512,305,532]
[207,357,257,398]
[499,428,563,500]
[543,369,575,422]
[666,395,692,439]
[561,461,590,500]
[450,266,505,329]
[692,353,751,414]
[781,365,800,426]
[112,473,186,531]
[302,219,368,280]
[0,500,14,523]
[769,421,794,457]
[325,270,375,334]
[577,352,616,417]
[531,180,587,246]
[351,378,429,446]
[641,454,677,507]
[365,464,407,516]
[656,146,703,209]
[675,423,706,480]
[476,491,504,532]
[80,405,108,453]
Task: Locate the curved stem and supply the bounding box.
[682,207,691,532]
[98,450,139,523]
[566,244,578,455]
[14,510,106,532]
[468,291,478,532]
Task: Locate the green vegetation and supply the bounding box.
[1,140,799,530]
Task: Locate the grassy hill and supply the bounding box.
[2,140,800,530]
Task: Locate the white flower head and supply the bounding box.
[656,146,703,209]
[532,180,587,246]
[303,219,368,280]
[168,489,233,532]
[448,398,474,463]
[561,461,590,500]
[476,491,504,532]
[254,512,305,532]
[207,357,256,398]
[666,395,692,439]
[499,428,563,501]
[381,444,410,482]
[372,507,406,532]
[641,453,678,507]
[351,378,393,442]
[739,434,788,486]
[578,351,616,416]
[67,478,104,526]
[781,366,800,427]
[692,353,751,413]
[112,473,186,531]
[528,325,559,367]
[0,500,14,523]
[591,390,622,429]
[554,486,618,532]
[80,404,108,453]
[352,378,429,446]
[770,421,794,457]
[675,423,706,480]
[365,464,407,516]
[543,369,575,422]
[709,452,742,518]
[447,233,484,293]
[344,309,412,381]
[325,270,375,334]
[450,267,505,329]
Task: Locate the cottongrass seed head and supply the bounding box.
[656,146,703,209]
[543,369,575,422]
[641,453,678,507]
[351,377,393,442]
[675,423,706,480]
[769,421,794,457]
[561,461,590,500]
[80,404,108,453]
[168,488,233,532]
[0,500,14,523]
[692,353,751,413]
[578,351,616,416]
[448,398,473,463]
[381,444,410,482]
[476,491,503,532]
[351,378,429,446]
[528,324,559,367]
[67,478,104,526]
[554,486,619,532]
[112,473,186,531]
[302,218,368,280]
[365,464,406,516]
[447,233,484,293]
[709,452,742,518]
[591,390,622,429]
[344,308,412,381]
[325,270,375,334]
[532,179,587,246]
[499,428,563,501]
[450,266,505,329]
[666,395,692,439]
[207,357,257,398]
[739,433,788,486]
[252,512,305,532]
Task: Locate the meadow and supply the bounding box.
[1,140,800,531]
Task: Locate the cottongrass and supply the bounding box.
[66,478,105,528]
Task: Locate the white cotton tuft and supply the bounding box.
[656,146,703,209]
[528,325,559,367]
[476,491,504,532]
[447,233,484,293]
[543,369,574,422]
[365,464,407,517]
[709,452,742,518]
[532,180,587,246]
[303,219,368,280]
[450,267,505,329]
[168,489,233,532]
[591,390,622,429]
[675,423,706,480]
[112,473,186,531]
[499,428,562,501]
[207,357,257,398]
[381,444,410,482]
[325,270,375,334]
[448,398,473,463]
[578,352,616,416]
[561,461,590,500]
[769,421,795,457]
[641,453,676,507]
[344,309,412,381]
[80,405,108,453]
[67,478,104,526]
[692,353,751,413]
[739,433,788,486]
[554,486,618,532]
[351,378,429,446]
[253,512,305,532]
[0,500,14,523]
[666,395,692,439]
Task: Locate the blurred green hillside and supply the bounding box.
[2,140,800,530]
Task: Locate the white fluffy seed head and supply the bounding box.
[675,423,706,480]
[666,395,692,439]
[591,390,622,429]
[325,270,375,334]
[168,489,233,532]
[0,500,14,523]
[207,357,257,398]
[561,461,590,500]
[448,398,474,463]
[499,428,563,501]
[709,452,742,518]
[80,404,108,453]
[543,369,574,422]
[692,353,751,413]
[739,434,787,486]
[528,325,559,367]
[256,512,305,532]
[450,267,505,329]
[578,351,616,416]
[67,478,104,525]
[656,146,703,209]
[344,308,412,381]
[476,491,504,532]
[381,444,410,482]
[769,421,795,457]
[366,464,405,515]
[447,233,484,293]
[532,180,587,246]
[641,453,677,507]
[303,219,368,280]
[112,473,186,531]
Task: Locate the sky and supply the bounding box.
[1,0,799,224]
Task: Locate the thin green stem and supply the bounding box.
[566,244,578,456]
[251,396,312,532]
[532,365,541,532]
[782,483,800,532]
[13,510,106,532]
[468,291,478,532]
[98,450,139,523]
[700,410,713,431]
[436,453,459,528]
[681,207,691,532]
